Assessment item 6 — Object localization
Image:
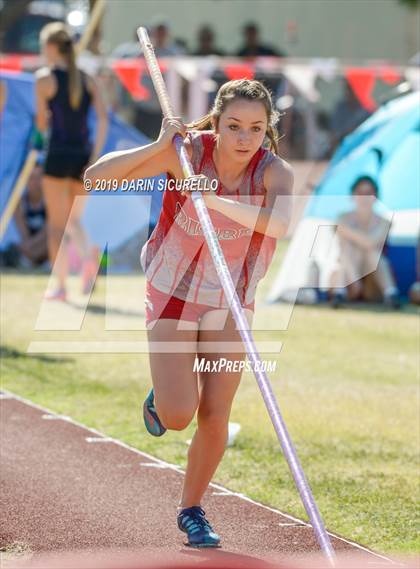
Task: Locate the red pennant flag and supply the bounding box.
[0,55,24,72]
[378,66,401,85]
[346,67,376,112]
[224,63,255,81]
[111,60,167,101]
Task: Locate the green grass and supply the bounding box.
[1,246,419,555]
[0,542,33,566]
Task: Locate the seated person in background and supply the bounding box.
[193,25,225,56]
[150,19,186,56]
[236,22,285,57]
[330,176,400,308]
[133,20,184,139]
[14,163,48,267]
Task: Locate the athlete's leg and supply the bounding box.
[179,308,253,508]
[68,179,100,292]
[367,253,398,297]
[68,179,92,259]
[330,239,364,301]
[146,319,200,430]
[42,175,71,290]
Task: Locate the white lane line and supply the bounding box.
[42,414,71,420]
[141,462,184,473]
[1,390,399,565]
[85,437,114,443]
[140,462,183,472]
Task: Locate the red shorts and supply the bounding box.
[145,281,254,325]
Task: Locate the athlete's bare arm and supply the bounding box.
[86,75,108,165]
[85,117,190,185]
[35,69,55,132]
[337,213,390,251]
[198,156,294,239]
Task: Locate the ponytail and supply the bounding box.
[40,22,82,110]
[187,112,213,131]
[266,124,281,156]
[64,42,82,110]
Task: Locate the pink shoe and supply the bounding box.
[82,247,100,295]
[45,288,67,302]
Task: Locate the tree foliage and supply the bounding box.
[398,0,420,8]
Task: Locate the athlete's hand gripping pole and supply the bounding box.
[137,26,335,565]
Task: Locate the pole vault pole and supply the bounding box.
[137,26,335,565]
[75,0,106,55]
[0,148,38,240]
[0,0,106,241]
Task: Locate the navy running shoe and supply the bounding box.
[177,506,221,548]
[143,389,166,437]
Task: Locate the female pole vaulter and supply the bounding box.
[85,79,293,548]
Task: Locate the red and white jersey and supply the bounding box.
[140,130,281,307]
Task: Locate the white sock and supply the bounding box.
[384,286,398,298]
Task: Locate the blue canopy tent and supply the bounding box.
[0,71,34,248]
[0,71,164,268]
[268,92,420,302]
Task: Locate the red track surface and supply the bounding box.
[1,392,394,568]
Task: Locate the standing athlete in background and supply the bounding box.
[85,79,293,548]
[36,23,108,300]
